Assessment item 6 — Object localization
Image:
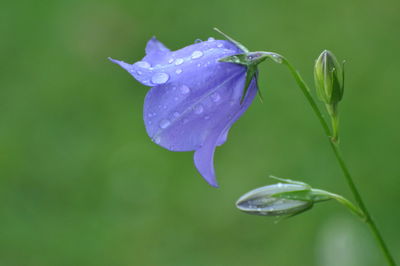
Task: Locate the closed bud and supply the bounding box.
[314,50,344,105]
[236,183,313,216]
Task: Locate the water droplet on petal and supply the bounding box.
[194,39,202,43]
[211,92,221,102]
[136,70,142,75]
[180,85,190,94]
[168,58,174,64]
[159,119,171,129]
[175,69,182,74]
[136,61,151,68]
[175,58,184,65]
[204,115,210,120]
[153,136,161,144]
[217,43,223,48]
[208,37,215,42]
[191,51,203,59]
[151,72,169,84]
[194,104,204,114]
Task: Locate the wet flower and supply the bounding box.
[110,36,257,187]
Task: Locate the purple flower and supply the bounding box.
[110,36,258,187]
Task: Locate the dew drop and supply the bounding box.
[173,112,180,118]
[153,136,161,144]
[159,119,171,129]
[175,58,184,65]
[175,69,182,74]
[208,37,215,42]
[168,58,174,64]
[194,38,202,43]
[136,61,151,68]
[180,85,190,94]
[194,104,204,114]
[272,54,283,63]
[217,43,223,48]
[204,115,210,120]
[191,51,203,59]
[211,92,221,102]
[151,72,169,84]
[136,70,143,75]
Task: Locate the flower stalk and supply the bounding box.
[273,54,396,266]
[218,36,396,263]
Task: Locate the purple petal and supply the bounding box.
[193,78,258,187]
[111,37,256,187]
[143,66,245,151]
[110,38,243,87]
[144,37,170,65]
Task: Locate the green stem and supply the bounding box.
[312,188,365,219]
[277,55,396,266]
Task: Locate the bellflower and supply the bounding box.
[110,36,257,187]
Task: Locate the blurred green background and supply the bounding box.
[1,0,399,265]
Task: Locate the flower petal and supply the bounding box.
[111,37,255,187]
[143,37,170,65]
[110,38,244,87]
[193,78,258,187]
[143,65,245,151]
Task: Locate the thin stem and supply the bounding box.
[312,188,365,219]
[329,141,396,265]
[276,55,396,266]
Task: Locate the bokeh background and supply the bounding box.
[1,0,400,265]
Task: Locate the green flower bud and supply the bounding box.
[314,50,344,105]
[236,183,313,216]
[236,177,365,219]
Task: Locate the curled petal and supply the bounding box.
[194,78,258,187]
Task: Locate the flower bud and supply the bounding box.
[314,50,344,105]
[236,183,313,216]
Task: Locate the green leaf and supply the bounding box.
[213,28,249,53]
[241,66,258,103]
